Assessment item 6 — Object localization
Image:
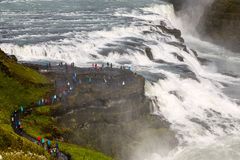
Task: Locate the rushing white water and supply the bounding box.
[1,1,240,159]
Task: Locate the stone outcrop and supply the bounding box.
[44,68,177,160]
[199,0,240,52]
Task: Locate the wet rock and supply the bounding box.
[197,57,211,65]
[138,71,167,82]
[48,68,175,160]
[190,49,198,57]
[145,47,154,60]
[183,46,190,53]
[169,90,184,101]
[157,24,184,43]
[190,118,211,131]
[8,55,18,62]
[171,52,184,62]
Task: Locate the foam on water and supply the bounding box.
[1,1,240,160]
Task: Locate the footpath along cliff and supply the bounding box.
[0,47,176,160]
[37,64,177,160]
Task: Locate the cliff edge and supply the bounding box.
[199,0,240,52]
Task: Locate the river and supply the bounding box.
[1,0,240,159]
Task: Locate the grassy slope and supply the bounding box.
[22,106,113,160]
[0,49,51,159]
[0,49,112,160]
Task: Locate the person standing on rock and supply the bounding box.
[88,77,92,83]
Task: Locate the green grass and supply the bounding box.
[0,49,49,84]
[0,49,51,159]
[22,106,113,160]
[60,143,112,160]
[0,49,112,160]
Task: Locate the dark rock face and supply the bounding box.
[168,0,187,11]
[145,47,154,60]
[171,52,184,62]
[200,0,240,52]
[49,68,177,160]
[8,55,18,62]
[156,24,184,43]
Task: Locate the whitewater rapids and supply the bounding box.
[1,0,240,159]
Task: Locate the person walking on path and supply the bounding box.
[47,140,51,151]
[20,106,24,114]
[41,138,45,146]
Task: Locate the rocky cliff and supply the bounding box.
[199,0,240,52]
[45,68,177,160]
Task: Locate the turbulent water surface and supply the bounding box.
[1,0,240,160]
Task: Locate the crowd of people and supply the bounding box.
[11,62,133,159]
[11,105,62,158]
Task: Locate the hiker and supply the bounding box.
[14,121,20,131]
[54,95,57,101]
[41,98,45,105]
[55,142,59,149]
[37,136,41,145]
[20,106,24,113]
[41,138,45,146]
[72,73,77,83]
[37,100,41,106]
[19,125,23,134]
[11,116,14,123]
[110,63,113,68]
[52,95,57,104]
[103,75,107,83]
[65,63,68,72]
[78,79,82,85]
[48,62,51,69]
[14,110,17,117]
[58,92,63,101]
[88,77,92,83]
[47,140,51,150]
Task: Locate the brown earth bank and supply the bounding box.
[27,65,177,160]
[199,0,240,52]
